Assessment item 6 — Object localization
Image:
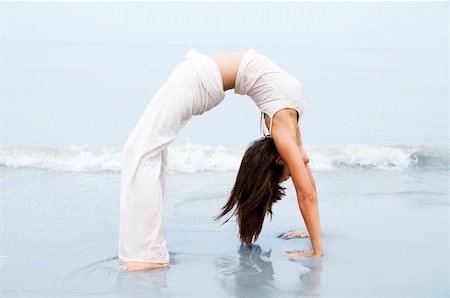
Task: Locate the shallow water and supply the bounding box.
[0,167,448,297]
[0,2,448,297]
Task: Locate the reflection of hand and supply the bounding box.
[283,249,322,258]
[277,230,309,239]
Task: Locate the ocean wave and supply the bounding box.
[0,143,447,173]
[307,144,448,171]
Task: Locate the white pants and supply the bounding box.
[118,49,225,263]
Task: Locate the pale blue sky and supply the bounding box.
[0,1,447,49]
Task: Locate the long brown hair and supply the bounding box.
[216,137,285,245]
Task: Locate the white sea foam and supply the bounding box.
[0,144,123,173]
[308,144,420,170]
[0,143,243,174]
[0,143,447,173]
[167,143,242,174]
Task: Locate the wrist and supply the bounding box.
[312,250,323,257]
[311,239,322,254]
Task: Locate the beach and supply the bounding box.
[0,163,448,297]
[0,2,448,297]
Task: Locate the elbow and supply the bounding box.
[297,190,317,205]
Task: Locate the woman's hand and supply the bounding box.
[283,249,323,258]
[278,230,309,239]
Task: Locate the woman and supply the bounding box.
[119,49,322,271]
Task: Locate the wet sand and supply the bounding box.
[0,168,448,297]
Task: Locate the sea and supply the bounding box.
[0,4,448,297]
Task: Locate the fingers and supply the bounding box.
[277,230,309,240]
[282,249,313,259]
[277,230,294,239]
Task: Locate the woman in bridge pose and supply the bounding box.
[119,49,322,271]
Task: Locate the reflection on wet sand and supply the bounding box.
[291,257,323,297]
[115,265,170,297]
[57,256,170,297]
[216,245,276,297]
[216,245,324,297]
[56,256,123,296]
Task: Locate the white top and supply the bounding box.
[234,49,305,135]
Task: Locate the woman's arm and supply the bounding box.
[269,109,323,257]
[296,126,317,193]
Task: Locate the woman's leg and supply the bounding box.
[119,143,170,271]
[117,51,220,271]
[118,74,192,271]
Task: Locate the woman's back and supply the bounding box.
[210,52,244,91]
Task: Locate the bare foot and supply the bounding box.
[120,261,170,272]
